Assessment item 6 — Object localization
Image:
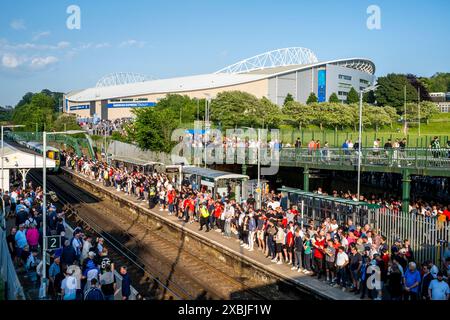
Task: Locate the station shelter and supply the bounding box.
[278,186,379,227]
[1,143,56,191]
[181,166,249,202]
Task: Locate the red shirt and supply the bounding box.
[313,238,325,259]
[167,191,175,204]
[214,205,222,218]
[443,209,450,221]
[286,231,294,247]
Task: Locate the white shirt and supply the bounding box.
[336,252,349,267]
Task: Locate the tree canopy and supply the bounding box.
[346,87,359,104]
[130,107,178,153]
[306,92,318,104]
[329,93,340,103]
[375,74,418,111]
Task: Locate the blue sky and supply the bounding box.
[0,0,449,106]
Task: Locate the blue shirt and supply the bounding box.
[49,262,61,279]
[429,279,449,300]
[15,230,28,249]
[404,269,421,293]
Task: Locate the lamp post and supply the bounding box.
[203,94,211,168]
[1,125,25,229]
[40,130,84,299]
[357,85,378,202]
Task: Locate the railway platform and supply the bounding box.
[63,168,357,300]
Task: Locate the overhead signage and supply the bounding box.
[70,105,90,111]
[107,102,156,108]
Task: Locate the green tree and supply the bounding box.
[282,101,314,131]
[375,74,418,111]
[421,73,450,92]
[210,91,261,128]
[363,90,376,104]
[306,92,318,105]
[346,87,359,104]
[131,107,178,153]
[156,94,199,124]
[405,101,439,124]
[52,113,81,131]
[283,93,294,106]
[12,93,56,131]
[258,97,282,128]
[366,106,392,131]
[329,93,340,103]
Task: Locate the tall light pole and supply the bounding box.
[357,85,378,202]
[418,87,421,137]
[1,125,25,229]
[403,85,408,135]
[203,94,211,168]
[257,128,261,209]
[40,130,84,299]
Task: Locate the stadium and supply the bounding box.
[64,47,376,120]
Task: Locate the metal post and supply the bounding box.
[41,131,47,298]
[404,85,407,135]
[418,87,421,137]
[257,128,261,209]
[357,91,363,201]
[402,169,411,215]
[301,200,304,230]
[303,166,310,192]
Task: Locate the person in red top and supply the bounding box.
[313,233,325,279]
[188,197,195,223]
[443,205,450,221]
[284,222,295,265]
[167,190,175,215]
[214,203,223,230]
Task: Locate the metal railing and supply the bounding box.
[369,209,450,267]
[278,147,450,169]
[283,189,450,266]
[0,228,25,300]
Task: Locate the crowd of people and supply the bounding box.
[79,118,133,136]
[64,152,450,300]
[3,179,133,300]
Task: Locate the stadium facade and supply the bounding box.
[64,47,376,120]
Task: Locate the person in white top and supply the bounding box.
[81,236,93,264]
[335,246,349,288]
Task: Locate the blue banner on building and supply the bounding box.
[70,105,90,111]
[318,69,326,102]
[107,102,156,108]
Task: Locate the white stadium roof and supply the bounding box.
[66,73,267,102]
[66,47,375,103]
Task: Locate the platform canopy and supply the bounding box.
[181,166,249,181]
[2,143,56,169]
[109,155,163,167]
[1,143,56,191]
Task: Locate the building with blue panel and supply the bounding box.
[64,48,376,120]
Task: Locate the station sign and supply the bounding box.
[46,235,62,250]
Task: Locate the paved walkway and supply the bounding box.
[65,168,358,300]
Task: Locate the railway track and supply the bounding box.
[29,170,275,300]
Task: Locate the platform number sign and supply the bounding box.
[46,235,61,250]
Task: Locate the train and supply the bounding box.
[17,140,61,172]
